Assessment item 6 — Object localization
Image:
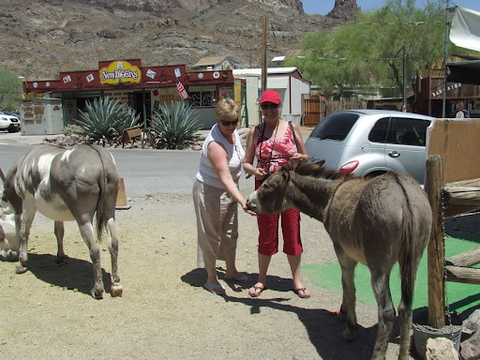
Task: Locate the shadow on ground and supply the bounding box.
[2,253,112,297]
[181,267,399,360]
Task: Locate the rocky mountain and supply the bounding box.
[0,0,358,80]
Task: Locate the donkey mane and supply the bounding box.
[291,161,355,181]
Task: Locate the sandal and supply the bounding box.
[204,283,225,295]
[248,283,265,297]
[225,273,251,283]
[293,287,311,299]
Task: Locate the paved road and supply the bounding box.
[0,143,204,198]
[0,125,314,197]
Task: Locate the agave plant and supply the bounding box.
[75,97,140,145]
[151,102,202,149]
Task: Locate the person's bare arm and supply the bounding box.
[290,122,309,162]
[207,141,256,216]
[243,126,268,181]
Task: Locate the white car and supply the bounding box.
[305,109,436,187]
[0,112,21,133]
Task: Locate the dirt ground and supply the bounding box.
[1,190,446,360]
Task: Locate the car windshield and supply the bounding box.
[309,112,360,141]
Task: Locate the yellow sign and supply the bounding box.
[25,93,44,98]
[99,60,141,85]
[234,80,241,106]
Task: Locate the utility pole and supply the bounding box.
[442,0,451,118]
[402,46,407,112]
[261,14,268,93]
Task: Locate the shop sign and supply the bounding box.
[99,60,141,85]
[25,93,45,98]
[219,86,233,99]
[234,80,241,105]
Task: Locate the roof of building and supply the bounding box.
[192,56,228,67]
[271,56,286,62]
[286,49,305,58]
[233,67,300,78]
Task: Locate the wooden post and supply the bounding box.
[425,155,445,328]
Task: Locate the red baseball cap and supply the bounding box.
[259,90,281,104]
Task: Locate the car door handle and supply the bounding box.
[388,151,400,158]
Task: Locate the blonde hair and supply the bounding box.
[215,98,240,121]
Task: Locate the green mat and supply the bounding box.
[303,234,480,313]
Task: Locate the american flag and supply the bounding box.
[176,78,189,99]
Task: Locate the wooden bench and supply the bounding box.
[119,126,142,148]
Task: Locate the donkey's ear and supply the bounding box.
[280,167,290,182]
[0,168,6,185]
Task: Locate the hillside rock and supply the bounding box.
[0,0,358,80]
[328,0,359,20]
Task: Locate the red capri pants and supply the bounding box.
[255,179,303,256]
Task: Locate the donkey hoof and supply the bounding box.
[2,250,18,261]
[91,288,104,300]
[55,255,69,264]
[111,284,123,297]
[342,328,357,342]
[15,263,28,274]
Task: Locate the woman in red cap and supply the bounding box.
[243,90,311,298]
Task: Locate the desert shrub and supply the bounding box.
[63,124,87,136]
[151,102,202,149]
[75,97,140,145]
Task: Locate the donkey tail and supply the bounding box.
[91,145,117,242]
[397,175,431,309]
[399,208,416,309]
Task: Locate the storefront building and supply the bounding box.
[419,76,480,118]
[21,59,241,132]
[233,67,311,126]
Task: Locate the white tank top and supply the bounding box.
[196,124,245,189]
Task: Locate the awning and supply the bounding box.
[447,7,480,84]
[450,6,480,52]
[447,59,480,85]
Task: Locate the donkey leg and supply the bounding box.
[106,218,123,297]
[370,270,395,360]
[77,221,104,299]
[54,221,68,263]
[335,245,358,340]
[397,298,412,360]
[15,204,36,274]
[397,255,423,360]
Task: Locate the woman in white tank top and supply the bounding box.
[193,98,256,295]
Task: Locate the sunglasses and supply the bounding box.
[260,103,279,110]
[220,119,239,127]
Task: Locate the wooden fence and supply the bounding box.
[425,119,480,328]
[326,99,367,115]
[302,94,367,126]
[302,93,325,126]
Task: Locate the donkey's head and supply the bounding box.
[246,167,293,215]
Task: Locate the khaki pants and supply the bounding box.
[193,179,238,269]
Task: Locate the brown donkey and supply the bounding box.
[247,162,432,360]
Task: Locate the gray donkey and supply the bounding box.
[0,144,122,299]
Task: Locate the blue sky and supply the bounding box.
[302,0,480,15]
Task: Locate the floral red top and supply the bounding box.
[255,122,297,174]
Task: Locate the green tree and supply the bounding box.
[0,68,23,111]
[285,0,446,107]
[285,32,374,99]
